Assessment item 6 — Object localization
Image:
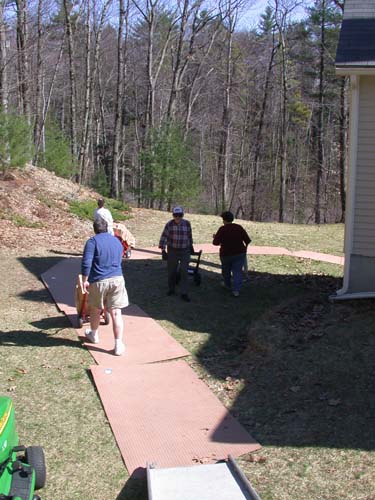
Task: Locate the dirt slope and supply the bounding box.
[0,165,98,253]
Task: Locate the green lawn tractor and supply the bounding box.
[0,396,46,500]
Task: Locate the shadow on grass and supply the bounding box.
[18,255,69,278]
[116,476,148,500]
[16,253,375,457]
[0,326,81,348]
[123,257,375,452]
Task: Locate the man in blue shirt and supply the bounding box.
[81,218,128,355]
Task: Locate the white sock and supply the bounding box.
[115,338,123,347]
[91,329,98,336]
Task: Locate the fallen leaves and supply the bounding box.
[246,454,267,464]
[192,453,217,464]
[15,368,28,375]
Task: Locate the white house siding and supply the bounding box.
[352,75,375,257]
[344,0,375,19]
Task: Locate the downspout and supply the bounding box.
[331,74,359,300]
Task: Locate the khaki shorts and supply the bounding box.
[88,276,129,310]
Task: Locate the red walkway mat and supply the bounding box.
[41,257,79,314]
[87,244,343,265]
[90,360,260,477]
[42,259,189,365]
[73,303,189,365]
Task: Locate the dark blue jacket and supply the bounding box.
[82,232,123,283]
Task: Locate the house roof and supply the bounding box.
[336,0,375,70]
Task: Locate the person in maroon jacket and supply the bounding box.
[213,211,251,297]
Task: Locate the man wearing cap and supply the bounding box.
[94,198,114,235]
[159,206,194,302]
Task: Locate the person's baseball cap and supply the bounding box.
[172,206,184,215]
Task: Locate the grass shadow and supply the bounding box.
[16,253,375,454]
[116,476,148,500]
[18,255,69,279]
[123,257,375,452]
[0,327,81,348]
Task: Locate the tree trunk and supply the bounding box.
[0,1,8,112]
[15,0,30,123]
[338,76,347,222]
[217,6,236,213]
[63,0,78,168]
[314,0,326,224]
[112,0,129,199]
[250,39,278,220]
[33,0,43,164]
[278,36,288,223]
[79,0,111,184]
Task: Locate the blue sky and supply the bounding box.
[238,1,312,31]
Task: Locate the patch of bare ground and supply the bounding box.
[0,165,96,253]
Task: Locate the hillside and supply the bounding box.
[0,165,101,253]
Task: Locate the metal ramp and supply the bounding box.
[147,455,261,500]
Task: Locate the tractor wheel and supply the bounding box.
[26,446,46,490]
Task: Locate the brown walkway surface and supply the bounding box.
[131,244,344,265]
[41,258,189,365]
[91,361,260,477]
[41,255,260,477]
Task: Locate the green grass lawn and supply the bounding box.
[125,209,345,255]
[3,216,375,500]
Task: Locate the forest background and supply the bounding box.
[0,0,346,224]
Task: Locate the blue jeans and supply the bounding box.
[221,254,246,293]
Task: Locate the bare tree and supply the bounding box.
[0,0,8,112]
[63,0,79,165]
[15,0,30,122]
[33,0,43,163]
[216,0,242,212]
[112,0,130,199]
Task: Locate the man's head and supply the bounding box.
[221,211,234,223]
[93,218,108,234]
[97,198,105,208]
[172,206,184,219]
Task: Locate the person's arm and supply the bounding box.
[81,238,95,291]
[213,227,222,246]
[107,209,114,224]
[187,221,194,252]
[159,223,169,250]
[242,228,251,246]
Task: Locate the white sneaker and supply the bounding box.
[85,329,99,344]
[232,291,240,297]
[114,342,125,356]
